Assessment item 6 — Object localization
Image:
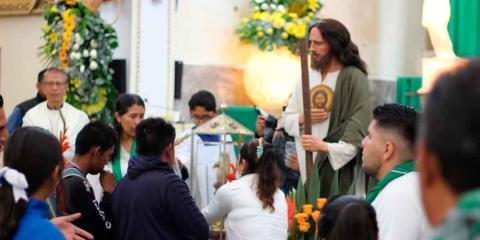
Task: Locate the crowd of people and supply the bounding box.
[1,17,480,240]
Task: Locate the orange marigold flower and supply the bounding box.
[294,213,308,224]
[317,198,327,209]
[58,50,68,61]
[298,222,310,232]
[311,210,321,222]
[63,19,76,31]
[303,204,313,215]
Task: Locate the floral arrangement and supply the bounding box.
[237,0,322,54]
[40,0,119,122]
[287,188,327,240]
[293,198,326,239]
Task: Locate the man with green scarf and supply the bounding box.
[284,19,371,197]
[362,103,429,240]
[417,60,480,240]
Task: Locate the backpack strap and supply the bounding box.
[62,167,86,181]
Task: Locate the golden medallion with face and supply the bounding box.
[310,84,334,112]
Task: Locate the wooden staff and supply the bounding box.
[299,38,314,183]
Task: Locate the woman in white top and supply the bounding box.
[202,139,288,240]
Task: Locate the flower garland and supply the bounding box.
[40,0,119,123]
[237,0,322,55]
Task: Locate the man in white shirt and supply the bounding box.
[362,103,429,240]
[23,68,90,161]
[175,90,236,209]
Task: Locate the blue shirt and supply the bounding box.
[7,107,23,133]
[14,199,64,240]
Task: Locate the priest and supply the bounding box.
[23,67,90,161]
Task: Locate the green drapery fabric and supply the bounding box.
[448,0,480,57]
[224,106,258,156]
[396,77,422,111]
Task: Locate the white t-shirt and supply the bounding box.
[372,172,431,240]
[202,174,288,240]
[283,69,363,193]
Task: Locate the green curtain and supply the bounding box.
[448,0,480,57]
[396,77,422,111]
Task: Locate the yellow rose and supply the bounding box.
[252,11,262,20]
[294,213,308,223]
[294,23,307,38]
[311,210,321,222]
[273,17,285,29]
[260,12,270,21]
[256,31,264,37]
[317,198,327,209]
[281,32,288,39]
[266,28,273,35]
[82,88,107,115]
[298,222,310,232]
[50,6,59,13]
[70,79,81,88]
[303,204,313,215]
[49,32,59,43]
[285,22,296,35]
[288,13,298,19]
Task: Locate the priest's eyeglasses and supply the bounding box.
[42,81,68,88]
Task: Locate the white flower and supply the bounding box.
[70,52,81,60]
[277,5,285,11]
[73,43,80,51]
[254,6,260,11]
[273,0,278,3]
[80,64,85,72]
[90,49,97,59]
[90,40,98,48]
[89,61,98,70]
[255,0,264,3]
[270,4,276,9]
[82,49,89,57]
[261,3,269,10]
[74,33,81,43]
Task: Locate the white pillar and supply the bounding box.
[130,0,174,117]
[376,0,426,80]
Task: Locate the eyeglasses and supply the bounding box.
[191,115,213,122]
[42,81,68,88]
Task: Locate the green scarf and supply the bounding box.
[366,160,416,203]
[112,139,137,183]
[433,189,480,240]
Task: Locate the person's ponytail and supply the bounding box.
[0,184,28,240]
